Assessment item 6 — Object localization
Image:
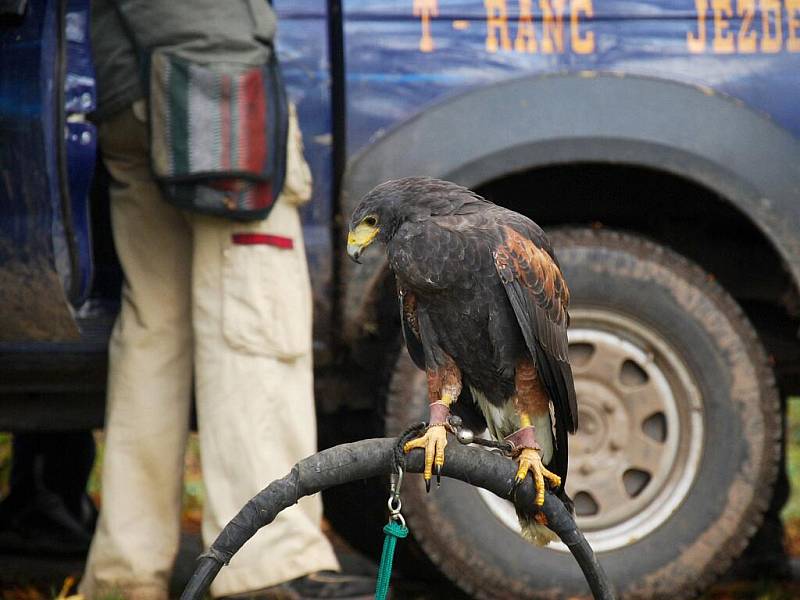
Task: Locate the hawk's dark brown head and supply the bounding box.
[347,177,489,262]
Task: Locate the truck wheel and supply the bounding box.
[385,228,781,599]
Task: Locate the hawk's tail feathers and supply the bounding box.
[517,512,559,546]
[516,488,574,547]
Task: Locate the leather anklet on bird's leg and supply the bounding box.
[404,363,462,491]
[506,416,562,506]
[403,401,451,491]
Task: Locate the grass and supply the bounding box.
[783,397,800,555]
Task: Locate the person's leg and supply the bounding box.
[80,105,194,600]
[190,197,340,597]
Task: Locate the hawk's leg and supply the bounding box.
[507,417,562,506]
[404,358,462,490]
[508,360,560,506]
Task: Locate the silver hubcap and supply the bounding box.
[478,307,704,553]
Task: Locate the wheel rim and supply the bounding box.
[477,307,704,553]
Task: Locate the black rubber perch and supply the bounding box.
[180,437,616,600]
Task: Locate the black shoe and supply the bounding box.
[0,487,95,556]
[224,571,376,600]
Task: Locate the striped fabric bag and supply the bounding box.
[149,48,288,221]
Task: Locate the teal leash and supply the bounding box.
[375,519,408,600]
[375,466,407,600]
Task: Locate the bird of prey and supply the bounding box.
[347,177,578,545]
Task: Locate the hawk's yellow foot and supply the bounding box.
[404,424,448,491]
[515,447,562,506]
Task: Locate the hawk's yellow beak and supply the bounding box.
[347,222,379,263]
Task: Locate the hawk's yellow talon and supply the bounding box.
[515,447,561,506]
[403,424,448,485]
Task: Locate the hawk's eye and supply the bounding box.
[363,216,377,227]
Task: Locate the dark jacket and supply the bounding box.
[91,0,277,120]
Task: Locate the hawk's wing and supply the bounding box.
[398,284,426,370]
[493,221,578,434]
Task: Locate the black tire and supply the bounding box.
[385,228,782,600]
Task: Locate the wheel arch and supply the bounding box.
[340,72,800,354]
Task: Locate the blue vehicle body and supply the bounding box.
[3,0,799,361]
[0,0,95,342]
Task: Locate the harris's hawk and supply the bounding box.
[347,177,578,544]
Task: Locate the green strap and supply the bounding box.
[374,520,408,600]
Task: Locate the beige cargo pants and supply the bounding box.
[80,103,339,600]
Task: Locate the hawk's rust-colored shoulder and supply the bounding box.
[494,225,570,328]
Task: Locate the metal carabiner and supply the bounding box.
[390,465,404,499]
[387,465,405,527]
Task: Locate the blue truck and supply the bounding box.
[2,0,800,597]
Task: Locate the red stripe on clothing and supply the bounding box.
[232,233,293,249]
[238,68,266,173]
